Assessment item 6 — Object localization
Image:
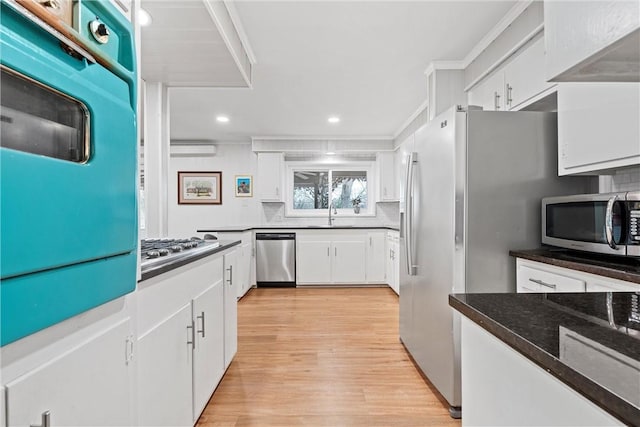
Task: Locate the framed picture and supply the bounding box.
[235,175,253,197]
[178,171,222,204]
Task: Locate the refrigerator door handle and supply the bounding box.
[404,152,417,276]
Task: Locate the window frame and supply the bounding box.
[285,161,376,217]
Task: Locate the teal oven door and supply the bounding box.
[0,0,138,345]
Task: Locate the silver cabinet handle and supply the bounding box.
[187,320,195,349]
[327,247,330,257]
[30,411,50,427]
[369,236,372,246]
[335,247,337,257]
[197,312,205,337]
[506,84,513,107]
[227,266,233,285]
[605,195,619,250]
[494,91,501,110]
[529,278,557,290]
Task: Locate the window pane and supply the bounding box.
[331,171,367,209]
[293,171,329,210]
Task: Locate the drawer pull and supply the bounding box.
[529,278,557,290]
[30,411,50,427]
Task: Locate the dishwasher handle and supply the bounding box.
[256,233,296,240]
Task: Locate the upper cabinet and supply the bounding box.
[545,0,640,82]
[557,82,640,175]
[256,152,284,202]
[467,35,555,112]
[377,152,397,201]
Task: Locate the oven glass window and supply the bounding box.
[0,67,88,162]
[546,202,623,244]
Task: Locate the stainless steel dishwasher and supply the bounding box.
[255,233,296,287]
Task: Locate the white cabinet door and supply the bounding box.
[391,239,400,295]
[377,152,397,201]
[558,83,640,175]
[544,0,640,82]
[503,36,555,110]
[256,153,284,201]
[6,319,133,427]
[223,250,238,368]
[516,261,586,293]
[237,242,252,298]
[192,280,225,423]
[467,69,504,111]
[138,303,193,427]
[296,240,332,284]
[332,241,366,283]
[587,280,639,292]
[366,232,386,283]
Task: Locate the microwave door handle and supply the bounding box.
[605,195,618,250]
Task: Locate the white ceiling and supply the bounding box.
[143,1,518,142]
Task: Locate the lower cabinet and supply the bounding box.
[516,258,638,293]
[386,231,399,295]
[192,281,225,423]
[138,304,194,427]
[332,240,367,283]
[366,231,386,284]
[297,240,333,283]
[4,315,135,427]
[223,250,238,368]
[137,250,235,426]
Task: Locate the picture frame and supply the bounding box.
[178,171,222,205]
[235,175,253,197]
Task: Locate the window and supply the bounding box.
[288,162,373,216]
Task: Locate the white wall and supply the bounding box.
[599,167,640,193]
[168,143,259,236]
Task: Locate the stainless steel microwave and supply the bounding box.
[542,192,640,257]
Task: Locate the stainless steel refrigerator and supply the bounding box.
[398,106,595,417]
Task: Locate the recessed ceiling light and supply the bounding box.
[138,9,152,27]
[328,116,340,124]
[216,115,230,123]
[326,152,336,155]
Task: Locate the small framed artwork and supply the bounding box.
[235,175,253,197]
[178,171,222,204]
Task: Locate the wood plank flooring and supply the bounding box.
[196,287,461,427]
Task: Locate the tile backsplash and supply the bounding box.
[599,167,640,193]
[261,201,399,227]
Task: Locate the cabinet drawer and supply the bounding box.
[517,265,586,293]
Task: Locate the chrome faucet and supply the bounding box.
[328,201,337,226]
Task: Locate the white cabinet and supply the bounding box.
[5,318,134,427]
[467,69,505,111]
[558,83,640,175]
[516,258,638,293]
[544,0,640,82]
[256,153,284,201]
[332,240,367,283]
[366,231,386,283]
[297,240,332,284]
[191,281,225,423]
[223,250,238,368]
[376,152,397,201]
[138,304,193,427]
[386,231,399,295]
[296,230,385,285]
[217,232,253,298]
[137,251,233,426]
[468,35,555,112]
[503,36,555,110]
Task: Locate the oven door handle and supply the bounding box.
[605,195,619,250]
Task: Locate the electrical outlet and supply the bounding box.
[275,214,283,222]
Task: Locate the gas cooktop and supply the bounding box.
[140,237,220,271]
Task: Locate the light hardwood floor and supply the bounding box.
[197,287,461,427]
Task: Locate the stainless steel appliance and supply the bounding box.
[0,0,137,345]
[256,233,296,287]
[140,237,221,274]
[542,192,640,257]
[399,106,594,417]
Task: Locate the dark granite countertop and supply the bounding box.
[511,248,640,285]
[450,292,640,426]
[198,225,400,232]
[139,240,241,282]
